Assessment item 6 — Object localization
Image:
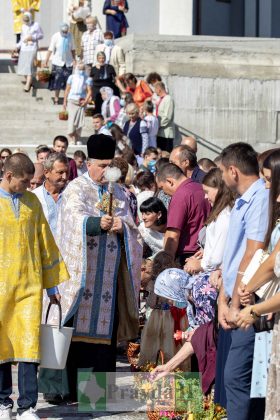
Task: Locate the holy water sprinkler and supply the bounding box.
[104,166,122,216]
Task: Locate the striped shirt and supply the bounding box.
[81,29,104,65]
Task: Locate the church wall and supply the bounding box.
[118,34,280,158]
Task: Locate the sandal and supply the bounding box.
[24,84,32,92]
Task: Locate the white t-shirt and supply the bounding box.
[144,115,159,148]
[201,206,231,271]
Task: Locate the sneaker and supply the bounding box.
[43,393,63,405]
[0,405,12,420]
[16,408,39,420]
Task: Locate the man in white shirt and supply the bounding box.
[92,113,112,136]
[33,153,70,405]
[95,31,126,76]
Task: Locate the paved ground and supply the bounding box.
[11,356,147,420]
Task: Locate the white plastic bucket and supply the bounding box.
[40,302,74,370]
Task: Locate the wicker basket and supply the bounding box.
[37,68,51,83]
[11,50,19,61]
[127,341,140,368]
[85,106,95,117]
[59,111,68,121]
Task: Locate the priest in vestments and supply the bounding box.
[50,134,142,400]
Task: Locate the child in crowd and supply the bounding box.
[73,150,87,176]
[143,101,159,148]
[138,147,158,173]
[138,251,190,370]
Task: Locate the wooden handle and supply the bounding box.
[108,192,113,216]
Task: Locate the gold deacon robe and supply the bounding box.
[11,0,41,34]
[0,191,69,364]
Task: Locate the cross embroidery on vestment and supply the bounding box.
[83,289,93,300]
[102,291,112,303]
[107,241,117,253]
[87,238,98,250]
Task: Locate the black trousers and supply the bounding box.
[66,304,119,401]
[157,136,174,153]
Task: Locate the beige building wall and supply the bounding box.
[0,0,63,50]
[0,0,193,50]
[159,0,193,35]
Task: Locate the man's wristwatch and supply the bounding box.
[250,306,261,321]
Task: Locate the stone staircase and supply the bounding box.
[0,57,90,159]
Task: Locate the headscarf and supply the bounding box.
[154,268,192,304]
[60,23,69,32]
[59,23,71,61]
[23,12,33,26]
[100,86,113,101]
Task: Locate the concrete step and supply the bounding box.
[0,59,94,150]
[0,110,65,120]
[0,126,94,139]
[0,118,94,130]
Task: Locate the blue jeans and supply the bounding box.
[0,362,38,414]
[224,327,255,420]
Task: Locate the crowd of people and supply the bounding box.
[2,2,280,420]
[12,1,177,151]
[1,131,280,420]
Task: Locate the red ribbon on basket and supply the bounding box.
[169,306,187,346]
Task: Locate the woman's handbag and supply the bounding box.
[253,297,275,332]
[242,249,280,299]
[253,312,275,333]
[40,302,73,370]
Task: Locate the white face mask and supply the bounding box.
[104,39,113,47]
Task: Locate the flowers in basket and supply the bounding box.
[36,68,51,83]
[133,365,226,420]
